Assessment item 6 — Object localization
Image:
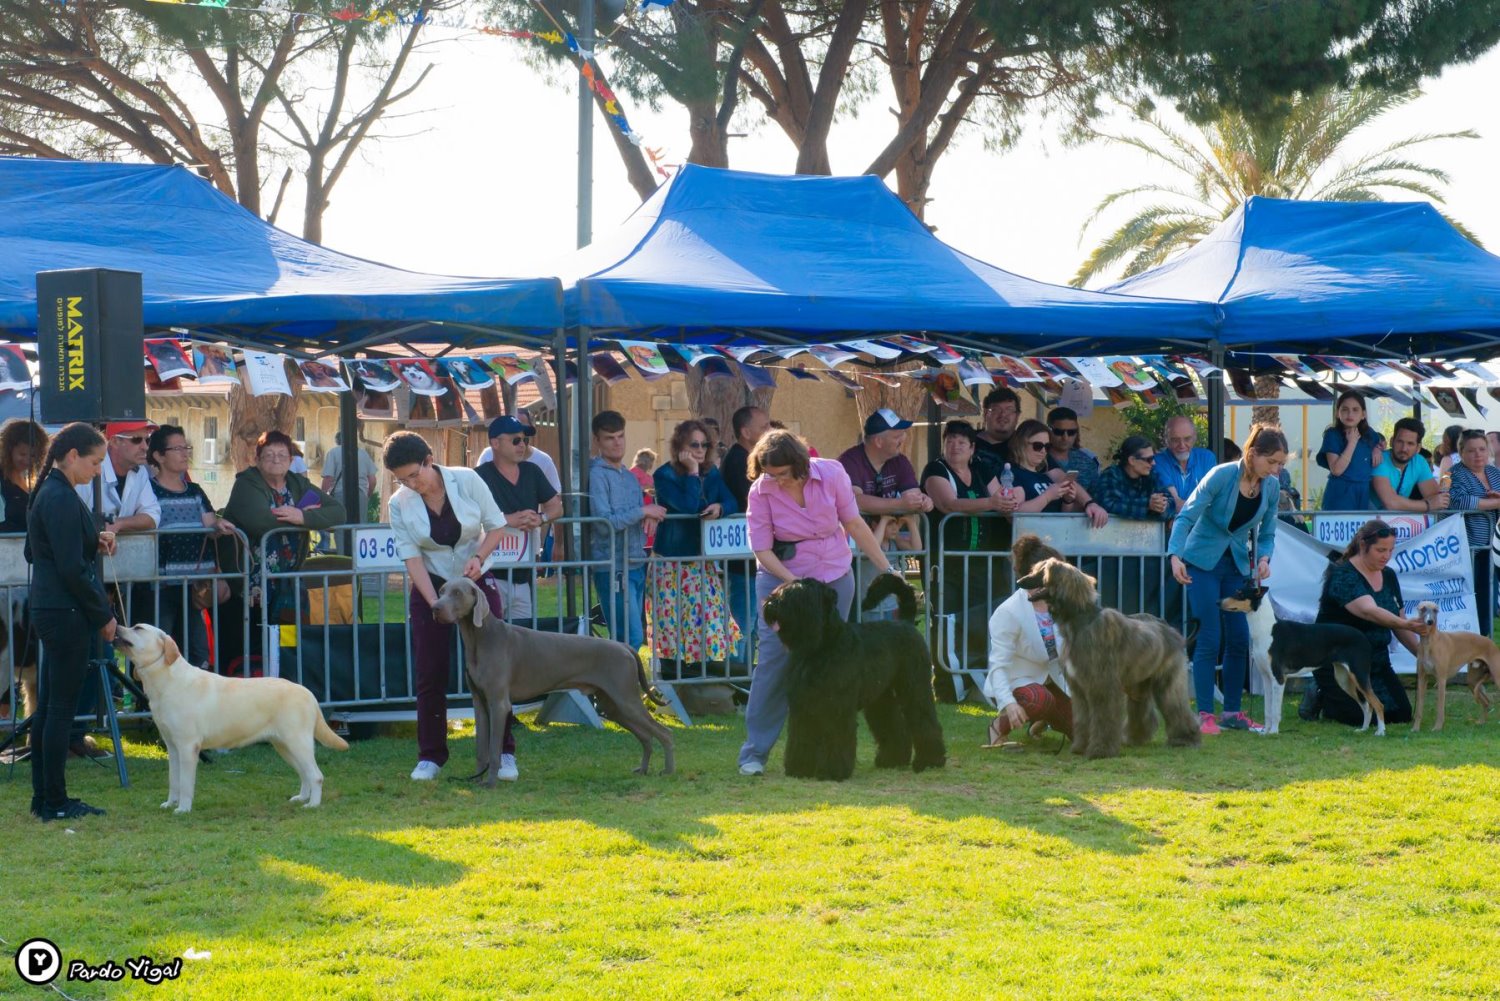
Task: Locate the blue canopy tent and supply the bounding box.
[559,164,1219,355]
[551,164,1226,507]
[0,155,567,534]
[0,157,564,351]
[1106,196,1500,359]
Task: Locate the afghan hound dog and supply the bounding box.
[1016,558,1200,758]
[763,574,947,781]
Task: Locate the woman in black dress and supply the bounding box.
[26,423,118,822]
[1308,519,1429,726]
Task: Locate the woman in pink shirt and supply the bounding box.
[737,430,895,775]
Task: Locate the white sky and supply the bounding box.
[309,26,1500,289]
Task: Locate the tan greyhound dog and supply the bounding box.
[431,577,674,785]
[1412,600,1500,731]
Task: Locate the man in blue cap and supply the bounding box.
[838,408,931,621]
[838,408,933,523]
[476,415,562,621]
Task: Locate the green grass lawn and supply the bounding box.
[9,695,1500,1000]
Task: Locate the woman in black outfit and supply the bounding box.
[27,423,118,822]
[0,419,46,532]
[1307,519,1428,726]
[1,420,47,740]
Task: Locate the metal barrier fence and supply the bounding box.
[930,506,1500,702]
[12,505,1482,741]
[258,517,619,727]
[0,527,254,763]
[639,513,929,721]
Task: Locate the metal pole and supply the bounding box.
[554,327,573,518]
[553,326,577,618]
[1207,342,1226,461]
[577,0,595,250]
[338,387,361,550]
[577,329,595,621]
[578,327,594,494]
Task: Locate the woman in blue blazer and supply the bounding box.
[1168,425,1289,735]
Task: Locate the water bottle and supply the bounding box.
[1000,462,1014,498]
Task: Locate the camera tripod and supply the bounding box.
[0,655,141,788]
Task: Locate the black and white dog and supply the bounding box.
[763,574,947,781]
[1221,584,1384,735]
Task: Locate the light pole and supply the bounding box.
[576,0,595,250]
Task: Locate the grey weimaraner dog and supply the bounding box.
[432,576,675,784]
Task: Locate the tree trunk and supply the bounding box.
[885,0,932,219]
[302,151,326,244]
[1251,374,1282,428]
[687,98,729,167]
[793,0,867,175]
[685,368,774,439]
[894,147,934,220]
[228,384,297,471]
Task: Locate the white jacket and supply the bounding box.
[389,465,505,582]
[76,461,160,526]
[985,588,1070,707]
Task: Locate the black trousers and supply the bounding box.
[31,608,97,811]
[1314,651,1413,727]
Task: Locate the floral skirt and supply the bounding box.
[645,560,741,662]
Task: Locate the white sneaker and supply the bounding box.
[410,760,442,781]
[497,753,519,782]
[739,761,765,776]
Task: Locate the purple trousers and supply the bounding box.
[409,576,516,767]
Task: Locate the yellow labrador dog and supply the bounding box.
[113,623,348,812]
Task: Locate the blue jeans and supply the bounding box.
[1187,550,1250,714]
[593,566,645,649]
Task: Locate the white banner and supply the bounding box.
[352,526,528,573]
[1310,512,1429,545]
[1270,514,1477,673]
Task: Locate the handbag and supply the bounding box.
[187,531,230,609]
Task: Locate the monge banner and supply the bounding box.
[1268,514,1476,673]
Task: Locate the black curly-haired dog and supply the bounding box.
[763,573,947,781]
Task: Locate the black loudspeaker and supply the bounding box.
[36,268,147,424]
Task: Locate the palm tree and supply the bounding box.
[1071,88,1479,288]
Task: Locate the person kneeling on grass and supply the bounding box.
[983,534,1073,748]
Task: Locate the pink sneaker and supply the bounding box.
[1198,711,1221,735]
[1219,711,1264,733]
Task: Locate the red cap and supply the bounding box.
[104,420,157,439]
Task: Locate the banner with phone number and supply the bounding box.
[1268,514,1476,673]
[353,526,527,572]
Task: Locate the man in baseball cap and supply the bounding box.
[475,414,561,625]
[79,421,161,532]
[838,408,932,521]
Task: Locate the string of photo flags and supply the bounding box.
[87,337,1500,427]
